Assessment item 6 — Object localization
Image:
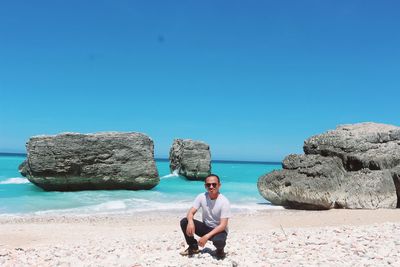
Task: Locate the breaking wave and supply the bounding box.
[0,177,30,185]
[160,169,180,179]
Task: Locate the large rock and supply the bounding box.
[258,123,400,209]
[169,139,211,180]
[19,132,159,191]
[304,123,400,171]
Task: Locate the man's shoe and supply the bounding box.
[215,248,226,260]
[180,247,200,256]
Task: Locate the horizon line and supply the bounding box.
[0,152,282,165]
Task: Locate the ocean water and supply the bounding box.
[0,155,282,216]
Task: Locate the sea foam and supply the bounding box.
[160,170,180,179]
[0,177,30,185]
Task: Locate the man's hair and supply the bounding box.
[205,174,220,183]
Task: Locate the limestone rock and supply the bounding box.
[258,154,347,209]
[19,132,159,191]
[169,139,211,180]
[335,169,397,209]
[304,122,400,171]
[258,122,400,209]
[391,165,400,208]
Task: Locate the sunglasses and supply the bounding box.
[205,183,218,188]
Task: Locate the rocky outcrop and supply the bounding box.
[258,123,400,209]
[304,123,400,171]
[169,139,211,180]
[19,132,159,191]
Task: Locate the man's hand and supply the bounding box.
[197,218,228,248]
[186,220,195,236]
[198,234,210,247]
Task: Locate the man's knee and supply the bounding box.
[212,232,227,248]
[180,218,188,229]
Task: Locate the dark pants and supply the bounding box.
[180,218,227,250]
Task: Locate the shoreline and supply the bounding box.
[0,201,284,219]
[1,209,400,266]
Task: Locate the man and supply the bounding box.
[180,174,231,259]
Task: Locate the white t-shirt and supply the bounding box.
[192,192,231,229]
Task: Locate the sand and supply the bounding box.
[1,209,400,266]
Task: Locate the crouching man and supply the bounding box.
[180,174,231,259]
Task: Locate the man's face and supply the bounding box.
[204,176,220,193]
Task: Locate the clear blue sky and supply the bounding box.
[0,1,399,161]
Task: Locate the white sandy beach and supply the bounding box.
[1,209,400,266]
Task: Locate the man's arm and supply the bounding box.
[186,207,197,236]
[198,218,228,247]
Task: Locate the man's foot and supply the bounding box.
[215,248,226,260]
[180,246,200,256]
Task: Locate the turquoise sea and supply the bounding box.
[0,154,282,215]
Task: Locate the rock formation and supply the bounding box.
[169,139,211,180]
[258,122,400,209]
[19,132,159,191]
